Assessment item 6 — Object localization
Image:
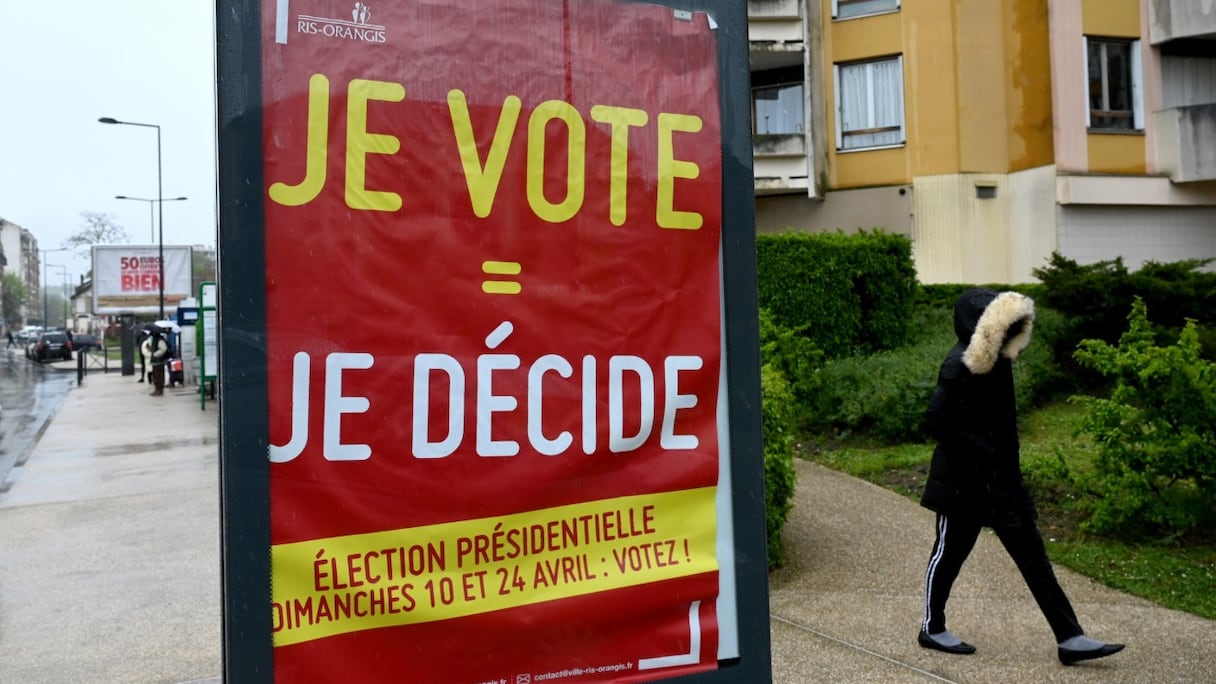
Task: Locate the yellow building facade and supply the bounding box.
[749,0,1216,283]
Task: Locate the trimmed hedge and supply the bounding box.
[805,307,947,441]
[758,308,823,407]
[802,299,1067,443]
[757,231,917,359]
[760,363,798,568]
[917,282,1046,312]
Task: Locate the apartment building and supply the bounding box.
[0,217,40,324]
[748,0,1216,283]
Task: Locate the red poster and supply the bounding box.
[261,1,725,681]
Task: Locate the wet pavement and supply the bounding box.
[0,347,74,490]
[3,358,1215,682]
[0,369,221,683]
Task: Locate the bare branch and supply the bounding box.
[62,211,129,249]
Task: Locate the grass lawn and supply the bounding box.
[795,400,1216,620]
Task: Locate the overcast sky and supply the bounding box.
[0,1,218,282]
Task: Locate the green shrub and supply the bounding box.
[1033,253,1216,389]
[916,282,1045,311]
[802,302,1067,443]
[1072,298,1216,540]
[756,231,917,359]
[760,363,798,568]
[808,351,938,442]
[758,308,823,408]
[1020,448,1073,501]
[1013,305,1069,408]
[805,307,949,442]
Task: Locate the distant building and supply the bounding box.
[69,276,101,334]
[0,217,40,325]
[748,0,1216,283]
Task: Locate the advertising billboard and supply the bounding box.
[91,244,193,314]
[217,1,769,681]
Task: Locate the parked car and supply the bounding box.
[33,331,72,362]
[71,333,100,351]
[16,326,43,346]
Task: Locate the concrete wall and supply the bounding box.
[756,166,1059,285]
[913,174,1010,284]
[1058,204,1216,270]
[911,166,1056,284]
[754,184,913,236]
[1008,165,1061,280]
[1049,0,1088,173]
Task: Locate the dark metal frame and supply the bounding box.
[215,1,769,680]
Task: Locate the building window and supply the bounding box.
[753,83,804,134]
[832,0,900,20]
[834,56,905,151]
[1086,37,1142,131]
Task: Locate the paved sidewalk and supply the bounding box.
[0,371,221,683]
[770,461,1216,683]
[1,370,1213,682]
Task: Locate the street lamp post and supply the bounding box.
[99,117,166,319]
[115,195,188,242]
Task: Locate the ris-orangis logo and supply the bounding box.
[276,1,387,44]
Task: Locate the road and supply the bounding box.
[0,348,74,490]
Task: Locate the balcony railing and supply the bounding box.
[753,133,806,157]
[753,133,809,194]
[1148,0,1216,45]
[748,0,803,44]
[1155,103,1216,183]
[748,0,800,21]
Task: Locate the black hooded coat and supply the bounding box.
[920,288,1037,527]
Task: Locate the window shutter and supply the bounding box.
[831,0,839,19]
[1131,39,1143,130]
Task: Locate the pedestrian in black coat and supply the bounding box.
[918,288,1125,665]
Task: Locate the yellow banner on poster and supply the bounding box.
[272,487,718,646]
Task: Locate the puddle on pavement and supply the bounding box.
[94,435,220,457]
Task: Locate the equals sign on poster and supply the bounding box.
[482,261,522,295]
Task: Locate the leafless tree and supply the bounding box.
[62,211,129,250]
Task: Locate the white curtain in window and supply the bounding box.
[839,63,869,139]
[839,58,903,149]
[870,58,903,146]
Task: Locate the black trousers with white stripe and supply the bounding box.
[922,512,1084,643]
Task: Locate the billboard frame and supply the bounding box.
[216,1,770,680]
[90,243,194,315]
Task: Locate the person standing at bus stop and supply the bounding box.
[918,288,1125,666]
[141,328,170,396]
[135,325,148,382]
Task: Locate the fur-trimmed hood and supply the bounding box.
[954,288,1035,374]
